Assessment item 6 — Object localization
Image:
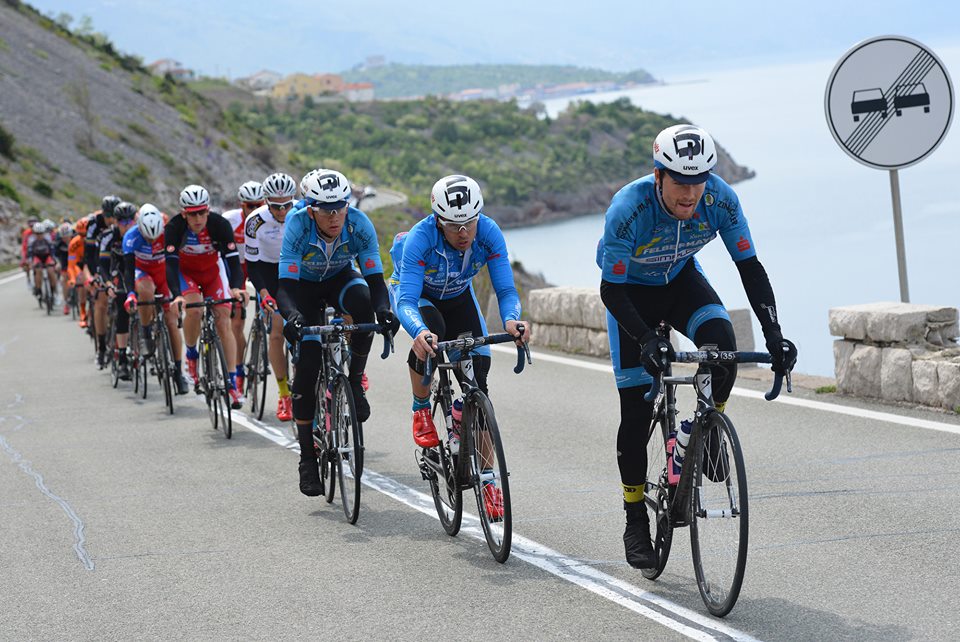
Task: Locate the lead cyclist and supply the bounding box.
[597,124,798,569]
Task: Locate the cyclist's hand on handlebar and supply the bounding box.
[505,319,531,345]
[260,293,278,311]
[412,329,438,361]
[231,288,248,306]
[123,293,137,313]
[376,308,399,335]
[283,310,304,344]
[765,334,798,375]
[639,329,674,375]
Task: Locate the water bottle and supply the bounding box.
[671,419,694,478]
[449,398,463,454]
[666,431,679,486]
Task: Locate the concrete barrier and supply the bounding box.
[521,286,755,360]
[830,302,960,410]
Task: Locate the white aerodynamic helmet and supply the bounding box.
[179,184,209,211]
[238,180,264,203]
[262,172,297,199]
[32,222,45,234]
[42,218,56,231]
[137,204,164,240]
[302,169,351,209]
[431,174,483,223]
[652,124,717,184]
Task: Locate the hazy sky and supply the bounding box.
[25,0,960,79]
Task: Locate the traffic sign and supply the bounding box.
[825,35,954,170]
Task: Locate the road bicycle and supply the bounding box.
[293,308,394,524]
[244,295,277,421]
[641,322,791,617]
[416,327,530,563]
[184,298,238,438]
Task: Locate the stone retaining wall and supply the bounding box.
[524,286,754,359]
[830,302,960,410]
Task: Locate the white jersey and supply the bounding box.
[244,204,284,264]
[222,208,246,263]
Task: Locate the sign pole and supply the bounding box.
[888,169,910,302]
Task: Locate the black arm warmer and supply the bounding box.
[247,260,272,295]
[600,279,652,343]
[735,256,782,339]
[123,255,136,295]
[276,277,300,320]
[223,253,243,290]
[365,273,389,312]
[166,255,182,299]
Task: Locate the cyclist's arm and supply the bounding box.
[210,215,243,291]
[246,260,272,297]
[276,210,306,319]
[83,224,99,270]
[483,222,522,325]
[164,218,184,299]
[396,236,429,338]
[598,198,652,342]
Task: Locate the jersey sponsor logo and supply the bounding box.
[736,236,751,252]
[761,303,778,324]
[364,258,375,269]
[615,201,648,239]
[244,215,265,237]
[634,237,663,256]
[487,253,501,260]
[288,264,298,273]
[704,193,715,206]
[248,246,259,256]
[417,260,426,266]
[613,260,626,275]
[716,199,739,226]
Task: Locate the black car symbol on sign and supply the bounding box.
[893,83,931,116]
[851,88,887,121]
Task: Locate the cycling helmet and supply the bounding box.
[302,169,351,209]
[179,184,210,211]
[41,218,56,231]
[238,180,264,203]
[262,172,297,199]
[431,174,483,223]
[58,222,72,237]
[652,125,717,185]
[101,195,121,216]
[32,222,45,234]
[137,204,164,240]
[114,201,137,222]
[74,216,91,236]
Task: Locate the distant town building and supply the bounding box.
[342,82,375,102]
[147,59,195,81]
[235,70,282,93]
[449,87,498,101]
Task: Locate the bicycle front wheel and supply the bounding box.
[246,320,265,420]
[428,397,462,536]
[689,411,748,617]
[333,375,362,524]
[157,323,174,415]
[642,404,675,580]
[212,335,232,439]
[465,392,511,563]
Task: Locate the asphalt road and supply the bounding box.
[2,269,960,641]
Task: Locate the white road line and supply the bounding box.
[0,271,25,286]
[490,345,960,436]
[230,410,759,642]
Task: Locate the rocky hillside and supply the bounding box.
[0,1,272,262]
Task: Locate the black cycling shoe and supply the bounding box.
[175,373,190,395]
[623,501,657,569]
[97,351,107,370]
[117,360,131,381]
[298,457,324,497]
[350,379,370,423]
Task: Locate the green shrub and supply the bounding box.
[0,177,21,203]
[815,385,837,394]
[0,123,14,159]
[32,181,53,198]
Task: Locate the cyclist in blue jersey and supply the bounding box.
[276,169,393,497]
[598,125,797,569]
[390,174,530,515]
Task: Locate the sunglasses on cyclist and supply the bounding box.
[437,217,478,232]
[242,200,265,209]
[268,200,294,211]
[184,208,209,218]
[308,203,347,216]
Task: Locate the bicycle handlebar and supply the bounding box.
[421,324,530,387]
[295,320,396,361]
[642,348,793,402]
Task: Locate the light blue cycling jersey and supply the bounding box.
[278,206,383,283]
[122,225,164,267]
[597,173,757,285]
[390,214,521,339]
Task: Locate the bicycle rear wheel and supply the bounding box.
[689,411,748,617]
[130,320,142,396]
[642,404,675,580]
[427,397,462,536]
[157,322,174,415]
[246,320,265,420]
[202,338,218,429]
[43,274,53,315]
[333,375,362,524]
[212,334,232,439]
[465,392,511,563]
